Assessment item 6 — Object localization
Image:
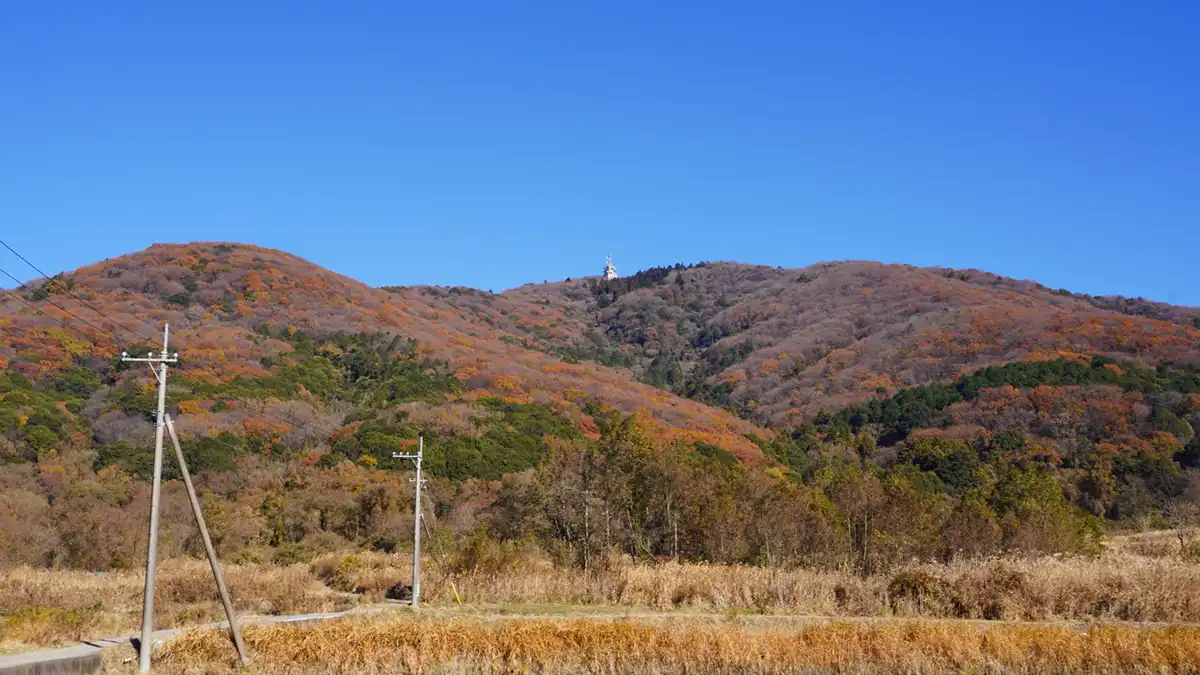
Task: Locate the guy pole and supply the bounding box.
[165,415,249,663]
[121,325,177,672]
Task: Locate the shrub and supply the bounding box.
[448,529,530,576]
[887,567,956,616]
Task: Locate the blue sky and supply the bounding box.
[1,2,1197,302]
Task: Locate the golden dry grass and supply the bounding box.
[0,559,354,653]
[311,542,1200,623]
[426,551,1200,622]
[108,614,1200,674]
[7,539,1200,656]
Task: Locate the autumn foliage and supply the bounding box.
[0,242,1198,575]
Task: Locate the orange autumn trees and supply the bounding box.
[499,260,1200,427]
[0,241,1198,572]
[0,242,769,457]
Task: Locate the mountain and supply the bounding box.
[479,261,1200,426]
[5,244,1197,464]
[2,242,1199,571]
[0,243,768,461]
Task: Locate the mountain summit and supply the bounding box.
[0,242,767,459]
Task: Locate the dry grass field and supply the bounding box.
[5,533,1200,672]
[97,614,1200,674]
[0,561,354,653]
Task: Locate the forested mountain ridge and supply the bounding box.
[0,242,768,461]
[472,261,1200,527]
[1,242,1198,571]
[487,260,1200,426]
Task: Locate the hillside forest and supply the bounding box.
[1,243,1199,573]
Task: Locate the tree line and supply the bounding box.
[0,330,1194,571]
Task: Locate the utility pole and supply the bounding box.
[393,437,424,608]
[122,325,177,673]
[165,416,248,664]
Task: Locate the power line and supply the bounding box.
[0,248,369,454]
[126,355,346,463]
[0,342,159,416]
[0,268,341,463]
[0,300,403,492]
[0,285,99,341]
[0,264,118,340]
[0,320,353,456]
[0,324,161,417]
[0,288,135,398]
[0,282,121,362]
[0,238,155,344]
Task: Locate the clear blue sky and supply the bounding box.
[2,2,1197,303]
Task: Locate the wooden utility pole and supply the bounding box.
[121,325,247,670]
[122,325,176,673]
[393,437,425,607]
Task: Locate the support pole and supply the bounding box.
[165,416,249,663]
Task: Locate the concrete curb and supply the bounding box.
[0,644,102,675]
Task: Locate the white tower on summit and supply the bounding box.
[603,254,618,280]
